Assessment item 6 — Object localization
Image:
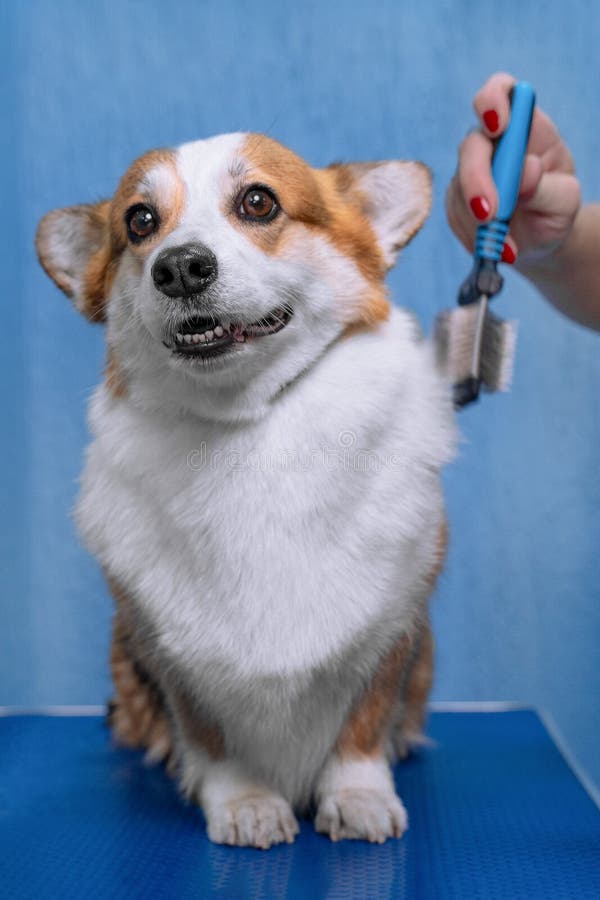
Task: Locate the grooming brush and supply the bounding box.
[435,80,536,408]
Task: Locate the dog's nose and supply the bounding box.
[151,243,218,298]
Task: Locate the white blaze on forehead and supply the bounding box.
[175,133,247,228]
[139,162,181,208]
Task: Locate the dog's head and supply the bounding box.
[36,133,431,418]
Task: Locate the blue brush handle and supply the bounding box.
[475,81,536,261]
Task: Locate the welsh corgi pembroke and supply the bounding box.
[36,133,456,848]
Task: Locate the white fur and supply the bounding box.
[78,308,455,808]
[200,759,299,848]
[141,162,181,213]
[64,135,457,841]
[178,739,299,848]
[315,755,408,842]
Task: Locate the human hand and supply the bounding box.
[446,72,581,267]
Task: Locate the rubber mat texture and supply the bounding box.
[1,710,599,899]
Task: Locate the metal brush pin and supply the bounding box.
[435,81,536,408]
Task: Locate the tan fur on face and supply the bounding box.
[82,211,119,323]
[236,134,390,328]
[109,149,185,259]
[36,149,184,323]
[232,135,328,249]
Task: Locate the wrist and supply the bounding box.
[515,207,584,284]
[510,203,600,331]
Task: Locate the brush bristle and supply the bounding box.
[434,305,517,392]
[480,311,518,391]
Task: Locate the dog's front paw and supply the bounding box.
[206,791,299,849]
[315,789,408,843]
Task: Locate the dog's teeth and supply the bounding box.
[172,310,289,353]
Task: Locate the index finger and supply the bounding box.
[473,72,517,136]
[458,129,498,220]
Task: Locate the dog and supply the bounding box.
[36,132,456,848]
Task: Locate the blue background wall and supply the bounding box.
[1,0,598,788]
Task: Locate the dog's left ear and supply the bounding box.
[329,160,432,269]
[35,200,112,322]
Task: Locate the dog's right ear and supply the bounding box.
[35,201,112,322]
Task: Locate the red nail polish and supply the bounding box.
[501,242,516,264]
[470,196,490,221]
[483,109,499,133]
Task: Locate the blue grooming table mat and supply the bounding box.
[1,710,598,900]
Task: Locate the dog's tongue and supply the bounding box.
[233,325,246,343]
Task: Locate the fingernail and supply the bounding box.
[501,242,516,264]
[483,109,499,133]
[469,196,490,221]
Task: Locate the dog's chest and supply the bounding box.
[78,319,453,683]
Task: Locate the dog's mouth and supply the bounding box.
[166,305,293,359]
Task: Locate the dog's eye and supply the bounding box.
[239,186,279,222]
[125,204,158,242]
